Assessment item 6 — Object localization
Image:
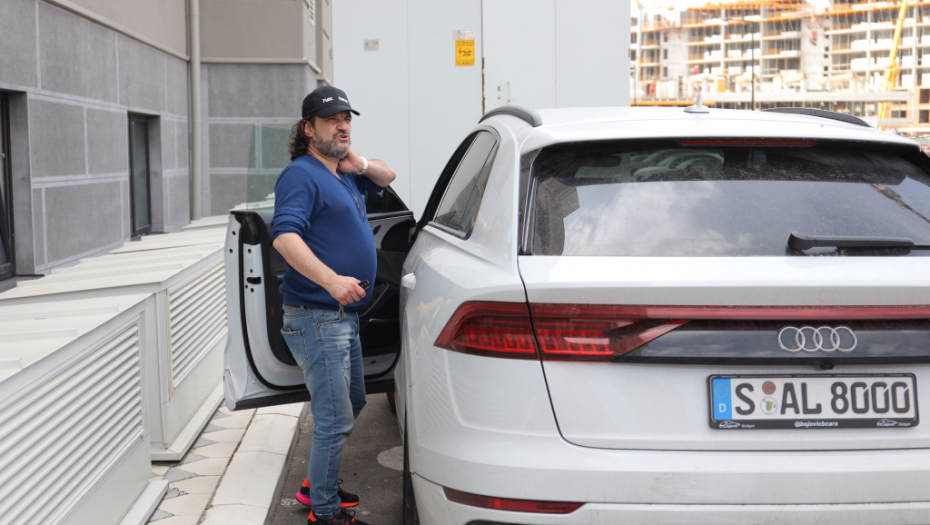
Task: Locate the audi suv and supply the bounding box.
[223,104,930,524]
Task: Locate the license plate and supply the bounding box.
[709,374,919,429]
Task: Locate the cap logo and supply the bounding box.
[339,97,349,103]
[322,97,334,103]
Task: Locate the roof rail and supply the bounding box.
[763,107,871,128]
[479,105,543,127]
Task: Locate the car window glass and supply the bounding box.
[532,145,930,256]
[363,189,407,215]
[433,131,497,235]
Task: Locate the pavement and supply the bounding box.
[144,392,402,525]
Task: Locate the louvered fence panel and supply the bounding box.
[0,324,143,525]
[168,263,227,386]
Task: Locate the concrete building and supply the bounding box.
[630,0,924,131]
[0,0,332,284]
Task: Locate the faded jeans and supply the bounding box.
[281,306,366,518]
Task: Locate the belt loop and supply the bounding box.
[338,304,344,319]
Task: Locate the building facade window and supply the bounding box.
[128,115,152,237]
[0,94,13,281]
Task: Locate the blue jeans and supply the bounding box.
[281,306,366,518]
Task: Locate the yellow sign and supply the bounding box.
[455,39,475,66]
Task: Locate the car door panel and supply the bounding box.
[223,187,413,410]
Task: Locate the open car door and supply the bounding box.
[222,125,414,410]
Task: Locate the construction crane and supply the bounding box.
[877,0,909,129]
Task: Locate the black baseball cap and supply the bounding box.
[301,86,360,119]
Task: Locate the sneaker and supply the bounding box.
[307,508,371,525]
[296,478,360,508]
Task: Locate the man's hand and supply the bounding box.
[337,149,396,188]
[337,149,365,174]
[324,275,367,306]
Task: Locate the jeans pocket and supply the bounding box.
[280,327,309,370]
[317,309,345,326]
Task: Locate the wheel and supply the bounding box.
[403,418,420,525]
[387,391,397,415]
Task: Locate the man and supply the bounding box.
[271,86,395,525]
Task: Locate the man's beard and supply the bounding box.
[313,132,350,159]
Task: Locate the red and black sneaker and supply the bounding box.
[307,508,371,525]
[297,478,360,508]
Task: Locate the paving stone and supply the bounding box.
[237,414,298,456]
[180,453,207,465]
[200,504,268,525]
[162,487,185,500]
[192,441,238,459]
[180,457,230,476]
[151,465,170,476]
[212,416,252,429]
[211,450,286,508]
[211,411,231,420]
[162,468,197,483]
[147,516,199,525]
[150,475,164,481]
[192,436,216,449]
[147,508,174,522]
[256,402,305,418]
[201,423,224,433]
[157,493,211,517]
[169,475,221,495]
[202,428,247,443]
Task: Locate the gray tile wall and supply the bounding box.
[29,99,85,177]
[0,0,38,89]
[39,2,118,103]
[45,182,123,262]
[205,63,311,215]
[1,2,192,274]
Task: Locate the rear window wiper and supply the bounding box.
[788,232,930,251]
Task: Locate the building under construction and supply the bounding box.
[632,0,930,134]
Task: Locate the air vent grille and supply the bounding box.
[0,324,143,525]
[168,263,227,386]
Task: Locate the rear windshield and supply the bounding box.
[530,143,930,256]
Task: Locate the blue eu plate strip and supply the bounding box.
[712,378,732,420]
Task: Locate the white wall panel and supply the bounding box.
[555,0,629,107]
[406,0,483,214]
[332,0,412,209]
[482,0,557,113]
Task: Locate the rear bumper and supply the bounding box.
[414,424,930,507]
[415,473,930,525]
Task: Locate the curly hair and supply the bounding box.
[288,116,317,161]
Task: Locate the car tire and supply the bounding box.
[387,391,397,415]
[403,418,420,525]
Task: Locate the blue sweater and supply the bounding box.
[270,155,381,311]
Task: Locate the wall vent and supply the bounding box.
[168,263,227,386]
[0,324,143,525]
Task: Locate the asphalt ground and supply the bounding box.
[267,393,403,525]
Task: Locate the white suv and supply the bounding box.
[224,104,930,525]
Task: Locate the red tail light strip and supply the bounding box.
[443,487,583,514]
[434,302,537,359]
[434,302,930,361]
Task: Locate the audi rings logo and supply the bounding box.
[777,326,858,353]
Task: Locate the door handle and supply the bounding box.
[401,273,416,290]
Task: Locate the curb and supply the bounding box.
[200,403,305,525]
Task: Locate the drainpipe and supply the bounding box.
[190,0,202,221]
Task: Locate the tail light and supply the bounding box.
[435,303,930,361]
[434,302,687,361]
[443,487,583,514]
[531,304,686,361]
[434,302,538,359]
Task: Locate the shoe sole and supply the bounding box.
[295,491,358,508]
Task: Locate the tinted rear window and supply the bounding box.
[531,144,930,256]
